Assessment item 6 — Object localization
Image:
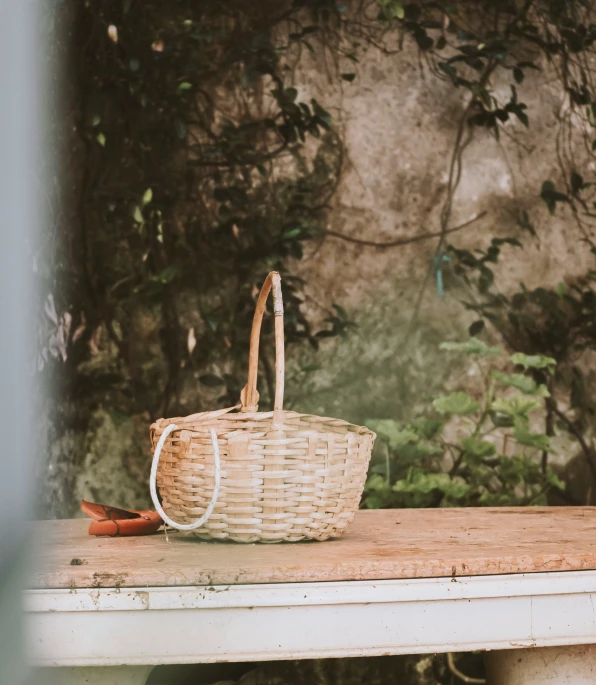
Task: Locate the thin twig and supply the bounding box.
[542,390,554,475]
[325,211,487,248]
[550,403,596,486]
[402,112,476,346]
[402,56,499,346]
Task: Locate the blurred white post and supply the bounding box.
[0,0,42,683]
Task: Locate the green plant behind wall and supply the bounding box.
[363,339,564,509]
[442,225,596,497]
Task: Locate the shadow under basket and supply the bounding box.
[149,272,375,543]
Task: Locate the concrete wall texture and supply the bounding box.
[294,37,591,312]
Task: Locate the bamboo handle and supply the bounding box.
[240,271,284,427]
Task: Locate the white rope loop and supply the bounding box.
[149,424,221,531]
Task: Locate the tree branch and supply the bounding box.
[550,402,596,487]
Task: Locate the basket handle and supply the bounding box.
[240,271,284,427]
[149,424,221,531]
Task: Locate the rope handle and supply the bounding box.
[149,424,221,531]
[240,271,285,427]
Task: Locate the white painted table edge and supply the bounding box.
[25,570,596,668]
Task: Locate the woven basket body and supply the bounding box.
[150,273,375,542]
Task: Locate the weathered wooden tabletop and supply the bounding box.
[30,507,596,589]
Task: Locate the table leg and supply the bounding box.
[32,665,154,685]
[485,644,596,684]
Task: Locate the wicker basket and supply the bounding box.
[149,272,375,542]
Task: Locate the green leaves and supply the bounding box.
[365,419,418,448]
[311,99,332,129]
[438,61,460,87]
[570,171,585,196]
[540,180,570,215]
[316,304,357,341]
[439,338,502,356]
[281,224,302,240]
[511,353,556,374]
[546,469,565,490]
[282,87,298,103]
[363,474,394,510]
[410,417,443,440]
[392,2,405,19]
[133,206,144,224]
[461,436,496,458]
[377,0,405,20]
[271,92,332,144]
[466,85,529,133]
[364,337,560,511]
[513,429,551,451]
[491,395,540,418]
[433,392,480,416]
[149,266,176,285]
[518,210,536,236]
[505,86,529,127]
[392,471,471,507]
[468,320,485,337]
[492,371,550,397]
[142,188,153,205]
[394,472,452,494]
[496,455,542,491]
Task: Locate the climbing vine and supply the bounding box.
[51,0,359,428]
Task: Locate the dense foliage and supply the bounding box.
[49,0,360,425]
[364,339,564,508]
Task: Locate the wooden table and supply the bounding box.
[26,508,596,685]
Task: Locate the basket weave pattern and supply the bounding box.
[150,272,375,542]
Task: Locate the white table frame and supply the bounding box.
[26,570,596,684]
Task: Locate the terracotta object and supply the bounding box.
[81,500,162,537]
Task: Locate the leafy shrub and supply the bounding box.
[363,339,564,509]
